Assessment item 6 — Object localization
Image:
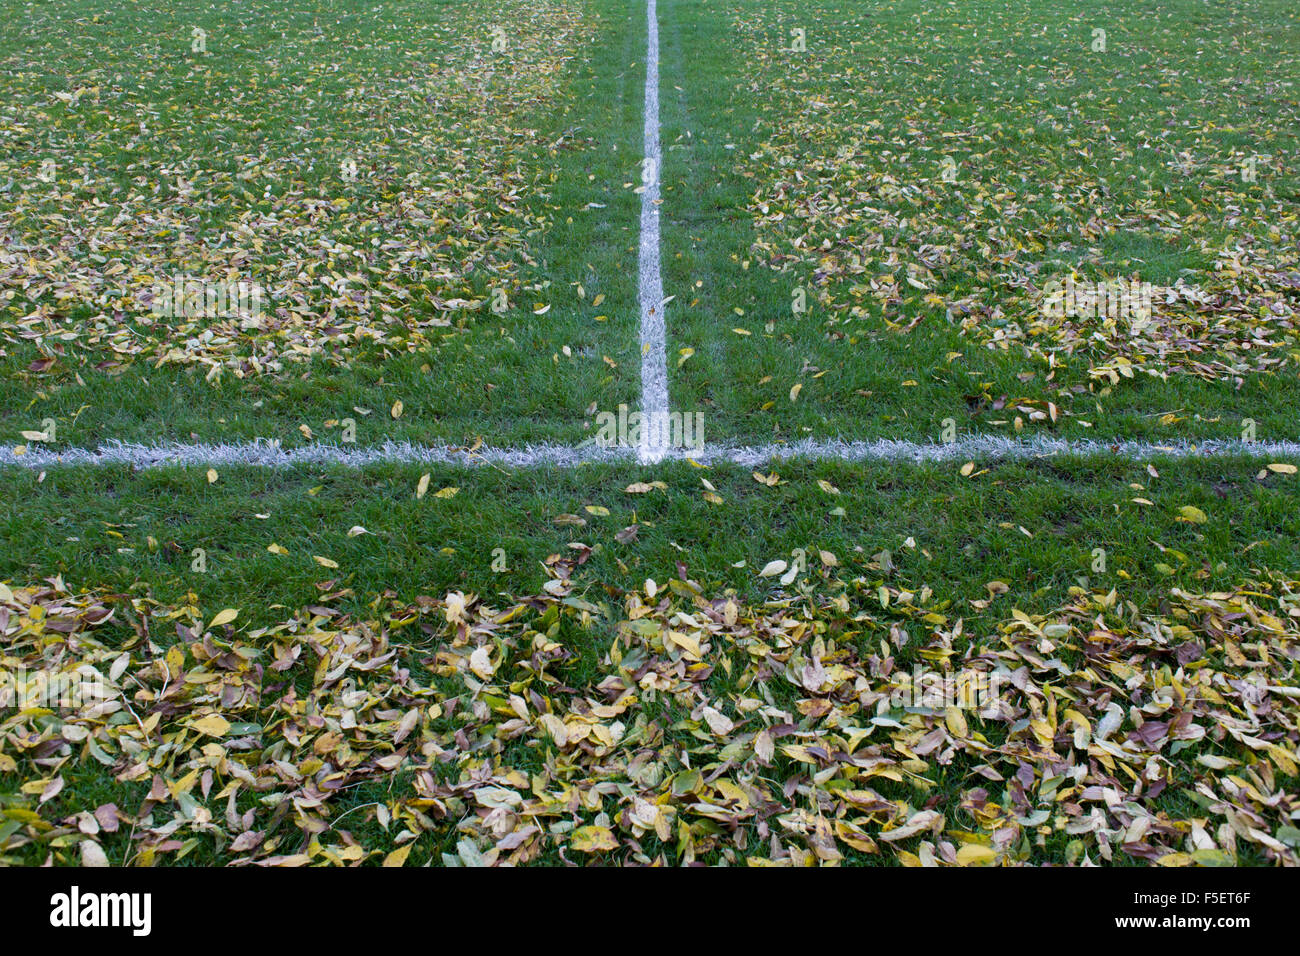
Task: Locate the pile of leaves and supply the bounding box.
[0,0,592,383]
[730,1,1300,384]
[2,563,1297,866]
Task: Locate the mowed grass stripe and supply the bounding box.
[662,0,1300,447]
[0,0,649,450]
[2,454,1298,623]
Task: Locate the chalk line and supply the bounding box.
[2,435,1297,471]
[637,0,669,465]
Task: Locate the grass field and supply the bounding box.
[666,0,1300,445]
[1,0,1298,868]
[0,0,650,448]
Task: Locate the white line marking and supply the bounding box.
[637,0,669,465]
[2,436,1297,471]
[4,2,1296,477]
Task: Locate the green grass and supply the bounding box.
[2,455,1297,623]
[3,454,1298,867]
[0,0,651,448]
[3,0,1300,868]
[661,0,1300,446]
[5,0,1299,451]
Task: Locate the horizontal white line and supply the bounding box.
[1,436,1297,471]
[698,436,1300,466]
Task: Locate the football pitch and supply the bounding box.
[0,0,1298,868]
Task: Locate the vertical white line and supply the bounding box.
[637,0,670,464]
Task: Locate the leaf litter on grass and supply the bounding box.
[730,1,1300,409]
[0,0,593,384]
[1,558,1296,866]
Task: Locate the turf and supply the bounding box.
[2,456,1297,867]
[1,0,1299,869]
[1,455,1297,623]
[0,0,650,448]
[662,0,1300,446]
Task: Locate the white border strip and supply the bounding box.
[637,0,670,465]
[2,436,1298,470]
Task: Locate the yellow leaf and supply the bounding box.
[433,486,459,499]
[208,608,238,629]
[190,714,231,738]
[701,705,734,735]
[391,400,403,419]
[416,473,430,498]
[666,630,702,660]
[570,825,618,853]
[955,844,997,866]
[945,706,969,738]
[1189,849,1236,866]
[585,505,610,516]
[789,383,802,401]
[206,468,219,484]
[267,543,288,555]
[1178,505,1208,524]
[314,555,339,569]
[383,844,414,867]
[1267,463,1297,474]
